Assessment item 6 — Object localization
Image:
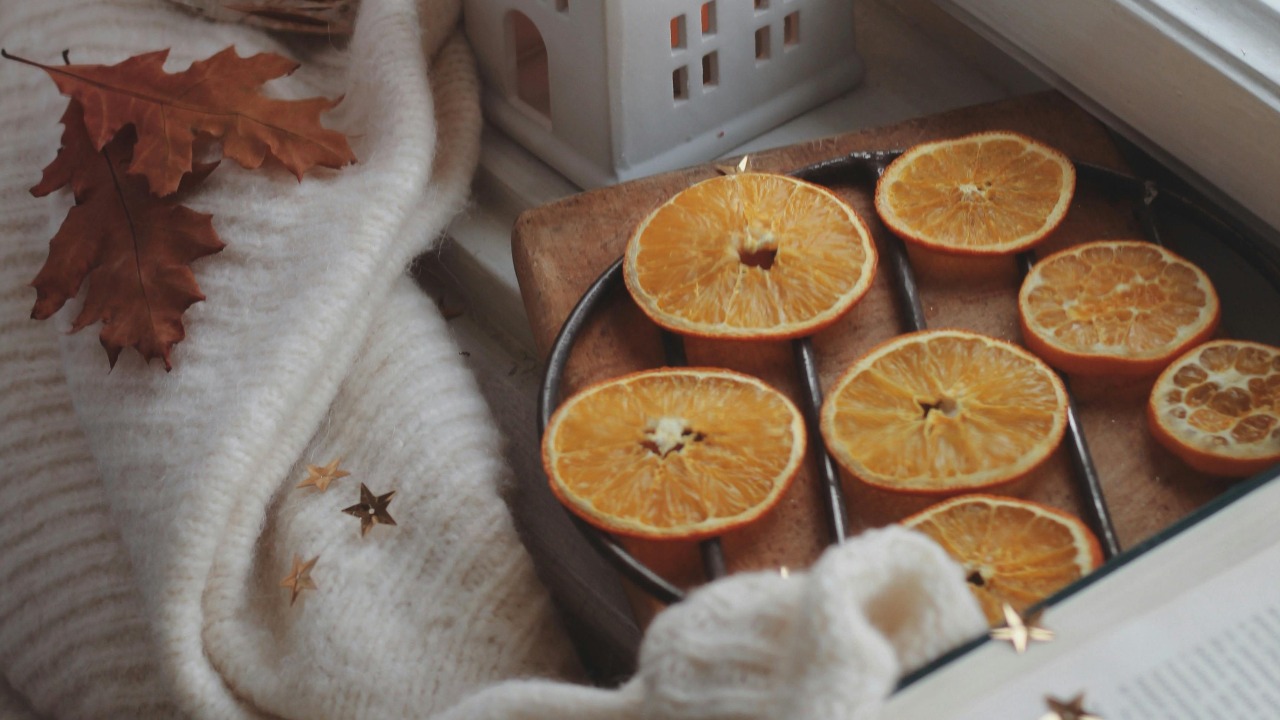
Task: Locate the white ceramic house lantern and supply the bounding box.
[463,0,863,188]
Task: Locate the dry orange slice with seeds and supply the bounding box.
[1148,339,1280,477]
[902,494,1102,624]
[875,131,1075,255]
[623,172,878,340]
[820,329,1068,493]
[1019,240,1220,376]
[542,367,805,540]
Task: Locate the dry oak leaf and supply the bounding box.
[31,100,225,370]
[13,46,355,196]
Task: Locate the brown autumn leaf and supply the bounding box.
[10,46,355,196]
[31,100,225,370]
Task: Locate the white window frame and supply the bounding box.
[933,0,1280,240]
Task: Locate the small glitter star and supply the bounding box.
[714,155,751,175]
[1041,693,1102,720]
[989,603,1055,654]
[280,554,318,606]
[342,483,397,537]
[296,457,350,492]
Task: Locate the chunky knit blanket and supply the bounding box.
[0,0,985,718]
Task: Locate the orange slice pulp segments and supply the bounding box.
[1148,340,1280,477]
[902,494,1102,625]
[874,131,1075,255]
[542,367,806,540]
[623,172,877,339]
[1019,240,1220,376]
[820,329,1068,493]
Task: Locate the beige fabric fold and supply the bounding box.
[0,1,580,717]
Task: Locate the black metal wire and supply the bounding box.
[700,540,728,579]
[537,152,1277,605]
[538,258,686,604]
[1074,164,1280,297]
[1136,181,1164,247]
[884,233,928,332]
[793,338,850,543]
[1016,251,1122,559]
[1063,385,1123,559]
[660,329,688,366]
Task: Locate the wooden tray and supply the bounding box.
[512,92,1230,627]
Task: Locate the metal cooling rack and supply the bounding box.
[536,150,1280,605]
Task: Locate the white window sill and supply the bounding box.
[932,0,1280,241]
[443,0,1040,352]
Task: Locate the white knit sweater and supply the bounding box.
[0,1,985,718]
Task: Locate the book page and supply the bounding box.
[940,538,1280,718]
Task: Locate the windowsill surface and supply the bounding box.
[440,0,1044,353]
[429,0,1280,689]
[933,0,1280,246]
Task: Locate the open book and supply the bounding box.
[884,467,1280,719]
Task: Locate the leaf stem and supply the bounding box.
[0,48,47,69]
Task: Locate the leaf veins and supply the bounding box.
[9,46,356,196]
[30,101,225,370]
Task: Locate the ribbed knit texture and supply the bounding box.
[427,527,985,720]
[0,0,582,717]
[0,1,986,717]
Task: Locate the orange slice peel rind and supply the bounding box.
[624,172,878,340]
[820,329,1068,493]
[1148,339,1280,477]
[902,493,1102,624]
[1019,240,1220,376]
[875,130,1075,256]
[542,367,806,540]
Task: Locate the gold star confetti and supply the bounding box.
[714,154,751,176]
[280,554,318,606]
[296,457,350,492]
[1041,693,1102,720]
[342,483,397,537]
[989,603,1054,654]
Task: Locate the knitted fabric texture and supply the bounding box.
[429,528,984,720]
[0,0,986,718]
[0,0,579,717]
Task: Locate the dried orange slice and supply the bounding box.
[1019,240,1220,376]
[821,329,1068,493]
[875,131,1075,255]
[1148,340,1280,477]
[623,172,877,339]
[542,367,805,540]
[902,494,1102,624]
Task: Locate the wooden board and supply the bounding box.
[512,92,1229,625]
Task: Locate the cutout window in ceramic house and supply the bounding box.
[509,10,551,125]
[702,51,719,89]
[673,65,690,101]
[784,11,800,47]
[755,25,771,60]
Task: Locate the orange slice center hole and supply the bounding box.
[642,417,705,457]
[737,222,778,270]
[919,396,960,419]
[965,559,998,587]
[957,180,995,200]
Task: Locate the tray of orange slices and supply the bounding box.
[532,126,1280,631]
